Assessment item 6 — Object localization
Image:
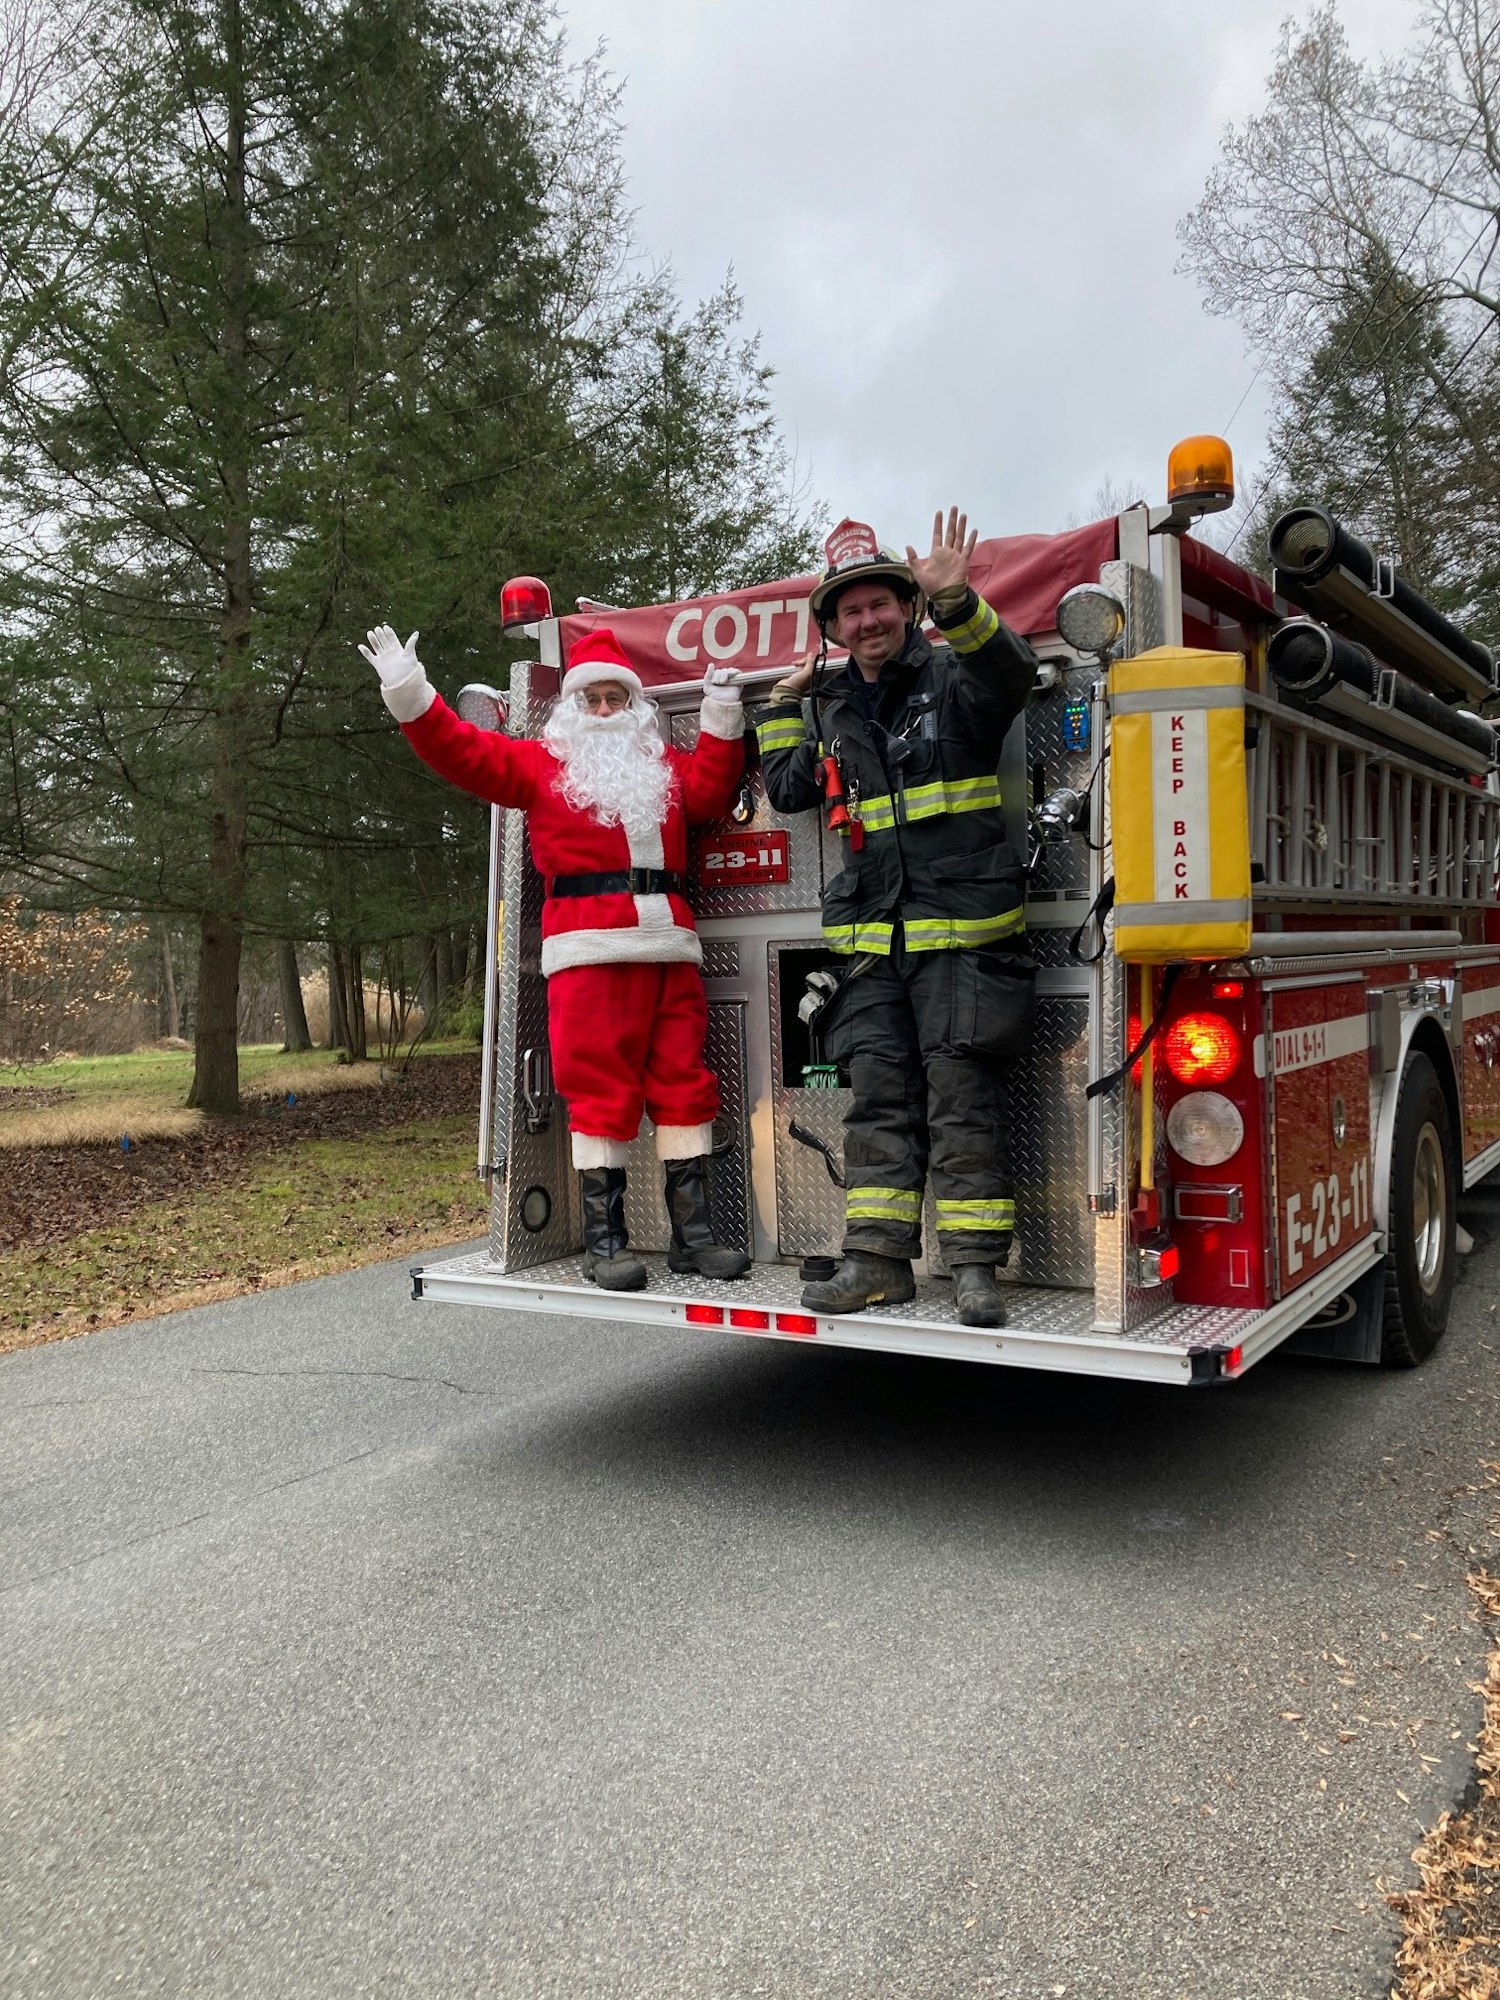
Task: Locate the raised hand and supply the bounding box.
[358,624,423,686]
[703,663,744,703]
[775,652,819,696]
[905,508,978,605]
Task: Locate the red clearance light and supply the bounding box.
[685,1303,723,1325]
[775,1312,817,1337]
[500,575,552,632]
[1225,1343,1245,1374]
[729,1307,771,1331]
[1157,1245,1181,1281]
[1125,1014,1146,1079]
[1211,980,1244,1000]
[1162,1011,1241,1086]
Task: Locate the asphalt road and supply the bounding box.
[5,1199,1500,2000]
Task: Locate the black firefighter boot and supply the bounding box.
[801,1251,916,1315]
[580,1167,648,1291]
[953,1263,1007,1329]
[663,1157,751,1279]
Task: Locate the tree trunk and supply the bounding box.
[161,924,180,1039]
[328,946,348,1050]
[417,932,440,1021]
[278,939,311,1051]
[451,928,468,994]
[340,943,367,1060]
[186,2,252,1118]
[434,930,452,1027]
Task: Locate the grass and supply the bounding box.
[0,1040,475,1147]
[0,1113,487,1352]
[0,1099,205,1147]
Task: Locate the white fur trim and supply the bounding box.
[571,1132,632,1168]
[698,696,745,740]
[655,1123,713,1161]
[632,891,675,931]
[624,817,665,870]
[541,925,702,976]
[561,661,644,700]
[383,672,436,725]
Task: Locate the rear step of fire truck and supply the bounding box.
[411,1243,1383,1387]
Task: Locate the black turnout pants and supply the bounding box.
[822,940,1036,1267]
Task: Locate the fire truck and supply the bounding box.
[411,436,1500,1386]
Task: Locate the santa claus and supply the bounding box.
[359,621,750,1292]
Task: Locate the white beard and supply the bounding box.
[543,694,674,841]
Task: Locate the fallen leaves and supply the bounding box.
[1387,1483,1500,1999]
[0,1056,487,1350]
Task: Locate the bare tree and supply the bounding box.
[1179,0,1499,608]
[1180,1,1499,375]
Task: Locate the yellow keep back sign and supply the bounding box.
[1108,646,1252,963]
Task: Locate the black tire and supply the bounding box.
[1380,1051,1457,1368]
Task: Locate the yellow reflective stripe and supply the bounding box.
[889,776,1002,826]
[939,595,1001,654]
[822,921,895,955]
[756,717,807,753]
[846,1185,923,1221]
[903,909,1026,951]
[935,1199,1016,1228]
[849,780,1001,835]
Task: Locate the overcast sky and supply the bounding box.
[557,0,1426,553]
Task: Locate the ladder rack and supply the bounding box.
[1247,692,1500,913]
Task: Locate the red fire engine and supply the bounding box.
[412,436,1499,1385]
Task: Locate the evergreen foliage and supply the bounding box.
[0,0,819,1107]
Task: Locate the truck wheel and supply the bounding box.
[1381,1051,1456,1368]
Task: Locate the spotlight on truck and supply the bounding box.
[1056,583,1126,663]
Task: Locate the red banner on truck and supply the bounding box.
[556,519,1119,686]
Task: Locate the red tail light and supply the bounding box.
[1162,1011,1241,1085]
[500,575,552,631]
[729,1307,771,1331]
[685,1303,723,1325]
[775,1312,818,1337]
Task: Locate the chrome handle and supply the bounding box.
[521,1047,553,1133]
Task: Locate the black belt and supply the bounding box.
[548,869,685,898]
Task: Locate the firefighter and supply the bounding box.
[757,510,1038,1327]
[360,621,751,1293]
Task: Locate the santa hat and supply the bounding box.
[561,627,644,701]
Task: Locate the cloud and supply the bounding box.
[562,0,1425,544]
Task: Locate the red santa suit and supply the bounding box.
[386,629,745,1167]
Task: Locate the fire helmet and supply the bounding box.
[808,519,923,628]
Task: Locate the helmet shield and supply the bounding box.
[809,518,923,624]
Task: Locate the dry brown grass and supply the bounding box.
[240,1059,392,1101]
[0,1100,204,1148]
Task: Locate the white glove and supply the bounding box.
[358,624,435,724]
[359,624,423,686]
[702,664,743,704]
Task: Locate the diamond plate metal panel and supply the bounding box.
[701,940,741,980]
[619,1000,753,1255]
[1024,668,1097,902]
[1006,995,1092,1286]
[490,661,579,1273]
[671,704,825,918]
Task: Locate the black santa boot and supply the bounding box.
[580,1168,648,1291]
[663,1157,751,1279]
